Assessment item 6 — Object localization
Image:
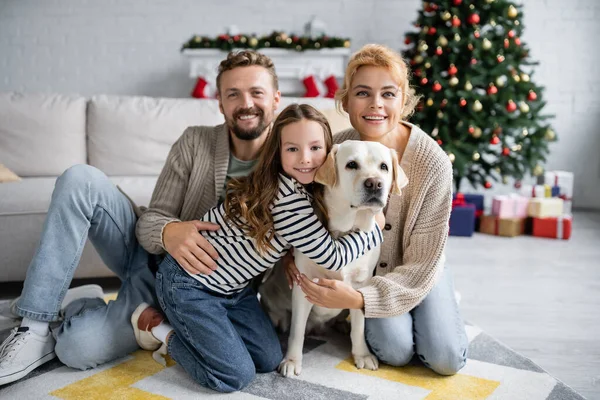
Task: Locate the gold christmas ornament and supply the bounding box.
[472,100,483,112]
[425,62,432,69]
[296,45,302,51]
[286,37,292,44]
[344,40,351,48]
[426,98,434,106]
[490,19,497,26]
[519,101,530,113]
[521,73,530,82]
[193,35,201,42]
[508,5,518,19]
[522,128,529,136]
[414,55,424,63]
[486,0,495,3]
[315,42,321,49]
[240,36,247,43]
[545,129,556,141]
[512,144,522,151]
[437,110,444,118]
[533,165,544,176]
[473,127,482,138]
[422,26,430,34]
[513,74,521,82]
[502,176,509,184]
[442,11,452,21]
[464,81,473,91]
[454,33,461,41]
[495,167,501,173]
[449,76,459,86]
[249,37,259,47]
[418,41,429,52]
[437,35,449,47]
[470,4,475,9]
[514,20,520,26]
[431,127,439,137]
[473,152,481,161]
[448,153,456,163]
[482,38,492,50]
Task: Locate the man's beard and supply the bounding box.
[228,107,270,141]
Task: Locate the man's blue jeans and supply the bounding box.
[15,165,157,370]
[365,267,468,375]
[156,255,282,393]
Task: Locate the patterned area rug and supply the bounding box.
[0,301,585,399]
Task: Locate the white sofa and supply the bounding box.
[0,92,349,282]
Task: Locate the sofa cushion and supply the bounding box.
[87,96,225,176]
[0,92,87,177]
[0,163,21,183]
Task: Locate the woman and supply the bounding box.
[289,44,468,375]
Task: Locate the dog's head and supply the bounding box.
[315,140,408,211]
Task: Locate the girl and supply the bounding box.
[131,104,384,393]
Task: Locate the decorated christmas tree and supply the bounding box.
[403,1,556,191]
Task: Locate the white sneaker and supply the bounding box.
[131,303,163,351]
[0,327,56,386]
[8,284,105,319]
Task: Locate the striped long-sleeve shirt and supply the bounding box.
[191,173,383,295]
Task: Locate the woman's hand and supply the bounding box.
[298,274,364,310]
[283,250,300,289]
[375,211,386,229]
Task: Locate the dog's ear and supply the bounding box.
[315,145,339,187]
[390,149,409,195]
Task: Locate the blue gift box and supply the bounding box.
[551,186,560,197]
[449,203,476,237]
[453,193,484,211]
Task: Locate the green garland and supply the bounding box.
[181,30,351,52]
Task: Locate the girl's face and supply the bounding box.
[280,119,328,185]
[345,66,404,140]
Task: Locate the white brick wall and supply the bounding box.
[1,0,599,209]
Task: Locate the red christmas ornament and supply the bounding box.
[233,35,240,42]
[528,91,538,101]
[484,181,492,189]
[474,31,481,38]
[441,99,448,108]
[514,37,522,46]
[487,84,498,95]
[502,147,511,156]
[421,77,429,85]
[506,100,517,112]
[448,64,458,75]
[459,98,467,107]
[490,135,500,145]
[504,39,510,49]
[508,30,516,38]
[453,0,462,5]
[497,55,505,63]
[432,82,442,92]
[435,47,443,56]
[468,126,475,134]
[404,37,411,45]
[471,58,477,65]
[452,17,462,27]
[437,139,443,145]
[414,68,422,77]
[428,27,437,35]
[467,14,480,25]
[514,181,522,189]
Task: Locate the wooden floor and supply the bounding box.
[448,210,600,399]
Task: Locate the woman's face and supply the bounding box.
[345,66,404,139]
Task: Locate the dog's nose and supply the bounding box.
[364,177,383,191]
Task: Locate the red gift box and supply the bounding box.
[532,215,572,240]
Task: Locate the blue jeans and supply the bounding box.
[15,165,157,370]
[156,255,282,393]
[365,267,468,375]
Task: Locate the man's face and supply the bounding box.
[218,65,281,141]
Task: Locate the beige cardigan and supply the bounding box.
[334,124,453,318]
[137,122,452,318]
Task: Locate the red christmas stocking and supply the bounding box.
[303,75,320,97]
[324,75,339,98]
[191,77,208,99]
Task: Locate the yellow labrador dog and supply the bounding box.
[261,140,408,377]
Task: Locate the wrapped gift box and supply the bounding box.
[449,195,476,237]
[480,215,525,237]
[532,215,572,240]
[453,193,484,211]
[540,170,574,198]
[491,194,529,218]
[527,198,564,218]
[521,184,552,198]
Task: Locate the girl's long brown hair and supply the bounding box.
[224,103,333,254]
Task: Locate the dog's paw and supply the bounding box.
[278,358,302,377]
[353,353,379,370]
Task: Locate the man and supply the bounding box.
[0,50,281,386]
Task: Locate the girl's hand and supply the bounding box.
[375,211,386,230]
[298,274,364,310]
[283,250,300,289]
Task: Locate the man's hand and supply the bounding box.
[283,250,300,289]
[162,220,219,275]
[298,274,364,310]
